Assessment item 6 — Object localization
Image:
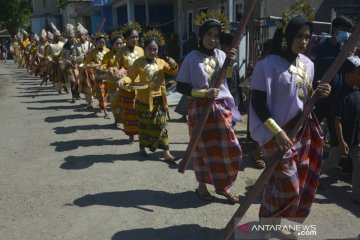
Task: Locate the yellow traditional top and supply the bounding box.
[20,38,30,49]
[30,44,37,56]
[84,47,110,65]
[115,45,144,70]
[123,56,178,111]
[101,49,118,69]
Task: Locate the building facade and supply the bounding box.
[31,0,62,34]
[58,0,92,33]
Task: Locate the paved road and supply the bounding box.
[0,62,359,240]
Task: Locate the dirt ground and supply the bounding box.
[0,62,359,240]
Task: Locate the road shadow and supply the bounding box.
[22,99,77,104]
[111,224,222,240]
[27,104,85,111]
[16,86,53,91]
[72,189,231,211]
[45,112,98,123]
[54,123,117,134]
[11,93,60,98]
[18,90,57,94]
[60,150,185,170]
[237,181,264,206]
[51,138,129,152]
[167,117,189,123]
[316,171,360,218]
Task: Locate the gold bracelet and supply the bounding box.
[264,118,283,136]
[191,89,207,98]
[226,66,233,78]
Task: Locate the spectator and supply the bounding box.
[321,56,360,205]
[313,16,353,144]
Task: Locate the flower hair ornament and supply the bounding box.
[277,0,315,51]
[92,32,108,41]
[110,29,124,41]
[194,9,230,33]
[141,29,165,46]
[120,20,143,35]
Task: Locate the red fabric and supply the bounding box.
[188,98,242,191]
[259,112,323,221]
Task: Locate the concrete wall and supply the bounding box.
[60,2,92,27]
[32,0,58,15]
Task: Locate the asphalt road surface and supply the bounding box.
[0,62,359,240]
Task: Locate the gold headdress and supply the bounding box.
[120,20,143,36]
[110,29,124,41]
[92,32,108,40]
[141,29,165,46]
[277,0,315,51]
[278,0,315,32]
[194,9,230,33]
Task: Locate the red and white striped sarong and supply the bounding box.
[188,98,242,191]
[259,112,323,221]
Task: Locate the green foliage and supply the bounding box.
[0,0,33,36]
[59,0,69,6]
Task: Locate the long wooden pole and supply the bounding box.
[97,18,106,33]
[223,24,360,240]
[178,0,258,173]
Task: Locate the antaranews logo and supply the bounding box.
[235,222,317,239]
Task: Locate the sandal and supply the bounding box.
[251,151,265,169]
[215,190,240,203]
[104,114,110,119]
[195,189,214,201]
[164,156,180,163]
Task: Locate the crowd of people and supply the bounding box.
[8,1,360,238]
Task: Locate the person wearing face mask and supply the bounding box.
[249,5,331,237]
[312,16,353,147]
[176,9,243,203]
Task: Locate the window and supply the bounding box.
[235,1,244,21]
[187,10,193,37]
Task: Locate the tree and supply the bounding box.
[0,0,32,36]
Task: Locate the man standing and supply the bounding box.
[313,16,353,142]
[71,23,93,107]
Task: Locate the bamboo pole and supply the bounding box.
[97,18,106,33]
[178,0,258,173]
[223,24,360,240]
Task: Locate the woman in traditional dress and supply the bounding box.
[119,29,179,161]
[83,33,109,114]
[101,31,126,123]
[249,4,331,237]
[116,21,144,143]
[176,9,243,203]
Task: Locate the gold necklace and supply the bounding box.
[288,58,313,101]
[203,56,217,82]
